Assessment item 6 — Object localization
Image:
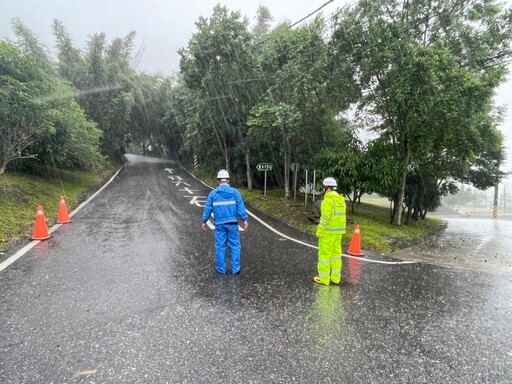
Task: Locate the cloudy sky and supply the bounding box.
[1,0,343,74]
[1,0,512,173]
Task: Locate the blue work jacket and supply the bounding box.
[202,184,248,225]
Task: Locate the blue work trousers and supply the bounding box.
[215,223,241,274]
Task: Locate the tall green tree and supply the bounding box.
[0,42,54,173]
[67,32,136,162]
[10,18,53,73]
[179,5,257,184]
[249,20,342,197]
[0,40,103,174]
[52,19,84,87]
[332,0,512,225]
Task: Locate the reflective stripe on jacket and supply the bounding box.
[316,191,346,237]
[202,184,248,225]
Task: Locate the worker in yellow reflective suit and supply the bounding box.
[314,177,346,285]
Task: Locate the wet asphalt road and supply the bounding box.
[0,155,511,383]
[392,217,512,276]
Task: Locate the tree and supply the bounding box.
[66,31,136,162]
[0,42,56,174]
[332,0,512,225]
[3,22,105,174]
[52,19,84,87]
[249,20,341,197]
[308,120,361,213]
[10,18,53,73]
[179,5,257,184]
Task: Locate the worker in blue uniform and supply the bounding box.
[202,169,249,275]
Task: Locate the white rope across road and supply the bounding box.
[246,208,415,265]
[183,166,416,266]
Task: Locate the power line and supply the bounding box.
[254,0,342,46]
[287,0,336,29]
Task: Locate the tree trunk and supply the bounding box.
[245,145,253,190]
[224,154,230,175]
[392,145,410,226]
[404,205,411,225]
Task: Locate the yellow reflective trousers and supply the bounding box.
[318,234,343,285]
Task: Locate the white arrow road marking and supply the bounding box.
[174,181,190,187]
[206,219,215,229]
[168,175,183,181]
[164,168,174,174]
[180,187,198,194]
[188,196,207,207]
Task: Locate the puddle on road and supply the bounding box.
[391,218,512,276]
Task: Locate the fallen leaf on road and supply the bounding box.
[74,370,97,376]
[507,352,512,358]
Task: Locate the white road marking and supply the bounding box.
[187,196,207,207]
[0,241,39,272]
[174,181,190,187]
[164,168,174,174]
[180,187,198,194]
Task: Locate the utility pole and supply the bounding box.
[493,181,499,219]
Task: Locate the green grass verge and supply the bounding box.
[0,167,117,252]
[240,188,443,255]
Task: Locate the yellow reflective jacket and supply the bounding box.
[316,191,346,237]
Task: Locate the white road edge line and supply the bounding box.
[0,166,124,273]
[181,166,416,265]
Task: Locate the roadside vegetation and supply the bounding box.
[1,0,511,252]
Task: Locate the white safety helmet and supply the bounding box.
[217,169,230,180]
[322,177,337,188]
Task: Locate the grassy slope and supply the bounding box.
[0,167,116,252]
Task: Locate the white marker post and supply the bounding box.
[312,170,316,203]
[305,169,308,210]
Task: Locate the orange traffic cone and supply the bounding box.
[32,205,50,240]
[347,224,363,256]
[57,195,71,224]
